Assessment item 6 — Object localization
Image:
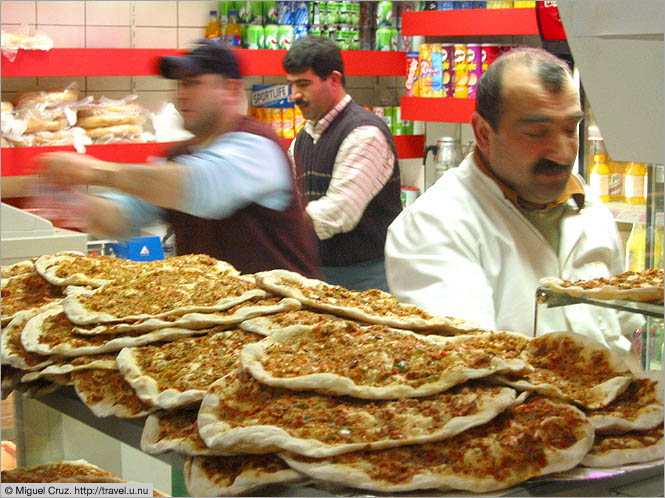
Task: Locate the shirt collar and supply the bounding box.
[304,94,352,141]
[473,147,585,211]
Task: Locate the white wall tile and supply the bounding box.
[85,26,131,48]
[135,1,177,27]
[36,1,84,25]
[85,1,131,26]
[1,1,36,25]
[1,77,38,94]
[86,76,132,92]
[35,76,86,91]
[177,1,218,27]
[39,25,85,48]
[177,27,206,47]
[134,90,178,113]
[133,76,177,92]
[133,27,178,48]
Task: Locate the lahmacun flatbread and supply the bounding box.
[198,368,518,457]
[581,427,664,467]
[72,369,157,418]
[539,269,664,303]
[63,272,267,325]
[240,322,528,399]
[141,409,236,456]
[21,306,218,357]
[117,328,262,409]
[1,459,123,483]
[254,269,479,334]
[1,269,64,325]
[280,395,594,493]
[1,259,35,279]
[2,303,62,370]
[585,370,664,433]
[20,353,118,383]
[239,309,349,336]
[184,454,305,497]
[74,297,301,335]
[491,331,633,409]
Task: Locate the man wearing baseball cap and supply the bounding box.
[39,39,319,276]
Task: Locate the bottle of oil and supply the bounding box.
[625,162,647,204]
[608,160,625,202]
[589,153,610,202]
[206,10,222,41]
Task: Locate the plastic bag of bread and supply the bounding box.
[14,106,71,134]
[13,82,80,110]
[1,25,54,62]
[76,95,145,129]
[10,127,91,152]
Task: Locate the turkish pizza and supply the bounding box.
[240,322,528,399]
[198,368,518,457]
[280,395,594,493]
[116,328,262,409]
[491,331,633,409]
[1,259,35,279]
[1,459,124,483]
[62,271,267,325]
[585,370,664,433]
[20,353,118,383]
[581,427,664,467]
[74,297,300,335]
[72,369,157,418]
[184,454,305,497]
[239,309,348,336]
[141,409,235,456]
[1,269,64,325]
[254,269,479,334]
[539,268,664,302]
[2,304,62,370]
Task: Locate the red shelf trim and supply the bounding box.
[401,96,476,123]
[2,48,405,78]
[1,135,424,177]
[402,8,539,37]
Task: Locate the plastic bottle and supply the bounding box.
[608,160,625,202]
[624,162,647,204]
[625,222,646,272]
[206,10,222,41]
[224,9,242,48]
[654,225,664,269]
[588,153,610,202]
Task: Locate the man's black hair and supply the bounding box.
[282,35,346,86]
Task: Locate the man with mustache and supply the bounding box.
[386,47,637,354]
[283,36,402,292]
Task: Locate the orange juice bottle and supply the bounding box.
[624,162,647,204]
[589,154,610,202]
[205,10,222,41]
[608,160,625,202]
[224,8,242,48]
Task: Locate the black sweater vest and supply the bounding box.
[293,102,401,266]
[165,117,319,277]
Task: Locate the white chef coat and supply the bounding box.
[385,153,637,354]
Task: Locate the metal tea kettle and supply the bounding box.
[423,137,463,186]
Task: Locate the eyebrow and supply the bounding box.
[519,111,584,125]
[286,77,312,85]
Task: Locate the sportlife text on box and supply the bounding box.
[251,84,291,107]
[1,483,153,497]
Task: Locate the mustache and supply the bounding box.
[532,158,572,174]
[294,99,308,107]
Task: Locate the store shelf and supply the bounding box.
[401,7,540,37]
[1,135,424,177]
[401,96,476,123]
[1,48,405,77]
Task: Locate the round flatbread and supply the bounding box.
[581,427,664,467]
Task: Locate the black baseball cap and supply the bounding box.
[160,39,242,79]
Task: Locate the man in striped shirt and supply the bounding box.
[283,36,402,292]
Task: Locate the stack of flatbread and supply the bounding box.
[2,254,662,496]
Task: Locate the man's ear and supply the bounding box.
[329,70,344,86]
[471,111,492,154]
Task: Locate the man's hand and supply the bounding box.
[37,152,113,188]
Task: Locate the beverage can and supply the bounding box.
[337,1,352,23]
[350,1,361,25]
[393,106,402,135]
[401,118,414,135]
[277,1,294,24]
[465,43,482,98]
[390,27,399,51]
[400,186,420,208]
[430,43,443,98]
[278,24,295,49]
[349,27,360,50]
[294,24,309,41]
[218,1,234,24]
[437,1,454,9]
[455,1,477,8]
[481,43,500,74]
[383,106,395,133]
[375,27,392,51]
[263,1,279,23]
[264,24,280,49]
[453,43,468,98]
[238,1,261,23]
[418,43,433,97]
[375,1,394,27]
[309,1,325,25]
[440,43,454,97]
[371,106,385,118]
[405,51,419,96]
[294,1,309,25]
[246,24,264,49]
[325,1,339,24]
[282,106,296,138]
[309,24,324,37]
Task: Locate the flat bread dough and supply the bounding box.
[581,427,664,467]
